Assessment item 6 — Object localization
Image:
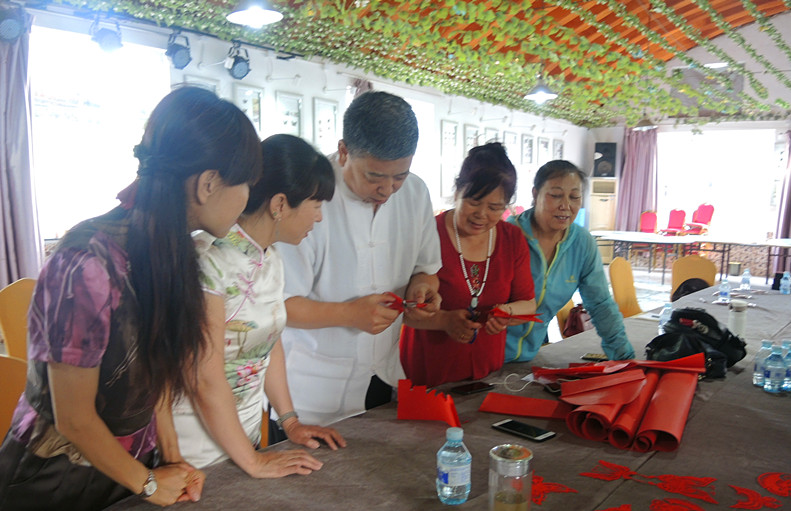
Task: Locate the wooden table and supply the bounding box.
[110,286,791,510]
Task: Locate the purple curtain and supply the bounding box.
[772,130,791,273]
[0,9,42,288]
[615,128,657,231]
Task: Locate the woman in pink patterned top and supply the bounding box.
[0,87,262,510]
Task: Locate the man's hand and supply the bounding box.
[345,293,400,334]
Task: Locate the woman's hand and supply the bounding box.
[245,449,325,478]
[443,309,482,343]
[146,462,203,506]
[484,314,510,335]
[283,420,347,450]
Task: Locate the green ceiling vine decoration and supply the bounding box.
[45,0,790,127]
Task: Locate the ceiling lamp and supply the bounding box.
[90,17,122,52]
[225,42,251,80]
[0,3,25,43]
[524,76,558,105]
[226,0,283,29]
[633,111,658,131]
[166,32,192,70]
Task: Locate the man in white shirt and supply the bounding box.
[278,91,442,426]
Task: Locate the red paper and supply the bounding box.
[560,369,646,406]
[609,369,661,450]
[532,354,706,381]
[633,371,698,452]
[396,379,460,427]
[479,392,573,419]
[566,403,623,442]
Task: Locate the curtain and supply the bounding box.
[772,130,791,274]
[0,9,42,289]
[615,128,658,232]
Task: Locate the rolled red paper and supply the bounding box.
[609,369,661,449]
[633,371,698,452]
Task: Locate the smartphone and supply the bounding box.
[450,381,494,395]
[492,419,556,442]
[581,353,609,362]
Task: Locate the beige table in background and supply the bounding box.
[109,286,791,510]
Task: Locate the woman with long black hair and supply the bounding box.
[0,86,262,510]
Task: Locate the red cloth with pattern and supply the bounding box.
[400,211,535,387]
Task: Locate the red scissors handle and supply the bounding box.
[385,292,428,312]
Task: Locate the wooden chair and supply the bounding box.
[608,257,643,318]
[556,299,576,339]
[0,278,36,360]
[671,255,717,300]
[0,355,27,438]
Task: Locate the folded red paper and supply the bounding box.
[560,369,646,406]
[397,379,461,427]
[478,392,574,419]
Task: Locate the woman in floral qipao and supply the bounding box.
[169,134,346,478]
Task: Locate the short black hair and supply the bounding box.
[245,134,335,215]
[534,160,588,193]
[342,91,418,160]
[455,142,517,203]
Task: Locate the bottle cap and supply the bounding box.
[446,427,464,441]
[729,299,747,312]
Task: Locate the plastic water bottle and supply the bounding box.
[782,340,791,392]
[781,271,791,295]
[718,280,731,303]
[436,427,471,505]
[753,339,773,387]
[657,303,673,335]
[762,345,787,394]
[740,269,751,290]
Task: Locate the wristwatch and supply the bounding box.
[139,470,157,498]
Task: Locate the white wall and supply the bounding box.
[29,7,589,213]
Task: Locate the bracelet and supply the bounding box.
[276,410,298,428]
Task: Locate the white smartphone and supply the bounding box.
[492,419,556,442]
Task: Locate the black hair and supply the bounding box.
[129,86,262,398]
[533,159,588,193]
[342,91,418,160]
[455,142,517,203]
[244,134,335,214]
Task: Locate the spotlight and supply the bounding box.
[0,3,25,43]
[225,42,251,80]
[166,32,192,70]
[633,114,658,131]
[90,18,122,52]
[226,0,283,29]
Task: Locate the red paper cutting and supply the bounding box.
[633,371,698,452]
[396,379,460,427]
[531,474,578,505]
[596,506,632,511]
[580,461,718,504]
[609,369,661,449]
[757,473,791,497]
[728,485,782,509]
[478,392,574,419]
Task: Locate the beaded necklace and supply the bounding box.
[452,212,493,309]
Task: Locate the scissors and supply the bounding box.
[385,292,428,312]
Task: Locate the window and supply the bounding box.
[656,129,779,238]
[29,25,171,240]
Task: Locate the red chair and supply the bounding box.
[629,211,658,269]
[682,204,714,235]
[639,211,657,233]
[659,209,686,236]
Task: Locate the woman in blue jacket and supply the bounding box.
[505,160,635,363]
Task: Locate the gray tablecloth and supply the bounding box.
[109,286,791,510]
